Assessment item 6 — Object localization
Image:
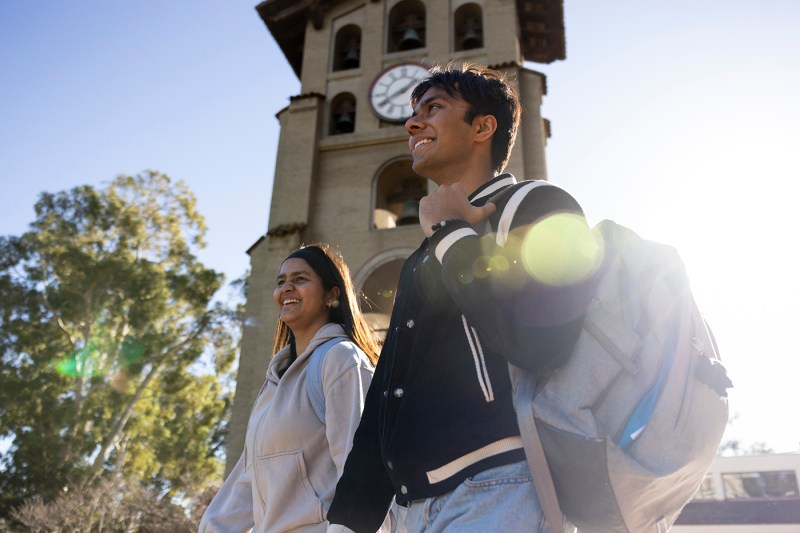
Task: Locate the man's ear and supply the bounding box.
[473,114,497,143]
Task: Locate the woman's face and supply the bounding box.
[274,258,336,335]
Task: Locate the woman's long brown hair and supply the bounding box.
[271,243,381,365]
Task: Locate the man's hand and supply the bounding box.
[418,184,496,237]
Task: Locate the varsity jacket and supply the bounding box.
[328,175,596,533]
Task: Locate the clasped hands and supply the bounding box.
[418,184,496,238]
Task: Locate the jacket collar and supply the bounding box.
[469,173,517,205]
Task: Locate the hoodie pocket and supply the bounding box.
[254,450,324,532]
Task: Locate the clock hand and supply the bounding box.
[378,80,417,107]
[391,80,417,98]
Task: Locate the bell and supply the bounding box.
[398,27,423,51]
[334,99,355,134]
[341,39,360,69]
[342,47,360,69]
[461,27,481,50]
[335,111,354,133]
[460,18,482,50]
[395,198,420,225]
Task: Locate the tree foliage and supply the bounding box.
[0,171,238,523]
[8,475,216,533]
[718,439,775,457]
[717,415,782,457]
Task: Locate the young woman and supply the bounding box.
[200,243,382,533]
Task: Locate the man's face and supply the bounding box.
[405,87,476,185]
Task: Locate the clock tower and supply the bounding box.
[226,0,566,472]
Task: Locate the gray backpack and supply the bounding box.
[494,182,732,533]
[306,337,349,422]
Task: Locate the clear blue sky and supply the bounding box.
[2,1,799,452]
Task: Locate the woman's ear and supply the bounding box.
[474,114,497,143]
[327,286,341,304]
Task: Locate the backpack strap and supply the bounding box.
[493,180,570,533]
[306,337,349,423]
[483,179,575,530]
[511,367,569,533]
[492,180,553,245]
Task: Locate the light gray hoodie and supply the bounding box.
[199,323,375,533]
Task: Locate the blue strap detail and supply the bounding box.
[306,337,348,423]
[618,315,680,449]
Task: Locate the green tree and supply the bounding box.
[0,171,238,522]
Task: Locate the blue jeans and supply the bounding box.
[403,460,547,533]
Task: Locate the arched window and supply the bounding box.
[373,159,427,229]
[454,4,483,51]
[333,25,361,71]
[330,93,356,135]
[360,258,405,339]
[388,0,426,53]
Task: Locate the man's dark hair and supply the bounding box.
[410,64,521,173]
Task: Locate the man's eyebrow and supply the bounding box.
[413,94,444,113]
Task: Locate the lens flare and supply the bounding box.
[121,339,145,367]
[457,269,475,285]
[520,213,604,286]
[379,289,394,299]
[54,337,145,381]
[472,255,493,279]
[54,346,96,378]
[489,254,510,273]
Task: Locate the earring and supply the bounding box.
[328,299,340,309]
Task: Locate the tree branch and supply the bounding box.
[86,321,208,481]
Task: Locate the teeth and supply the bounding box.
[283,299,299,305]
[414,139,432,150]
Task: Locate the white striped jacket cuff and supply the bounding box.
[434,227,477,263]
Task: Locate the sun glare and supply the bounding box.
[521,213,603,286]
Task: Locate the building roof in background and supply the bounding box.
[255,0,566,77]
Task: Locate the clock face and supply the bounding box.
[369,62,429,123]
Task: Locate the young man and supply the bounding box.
[328,65,596,533]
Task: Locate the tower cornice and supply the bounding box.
[255,0,565,78]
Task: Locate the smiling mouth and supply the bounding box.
[413,138,432,150]
[282,299,300,306]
